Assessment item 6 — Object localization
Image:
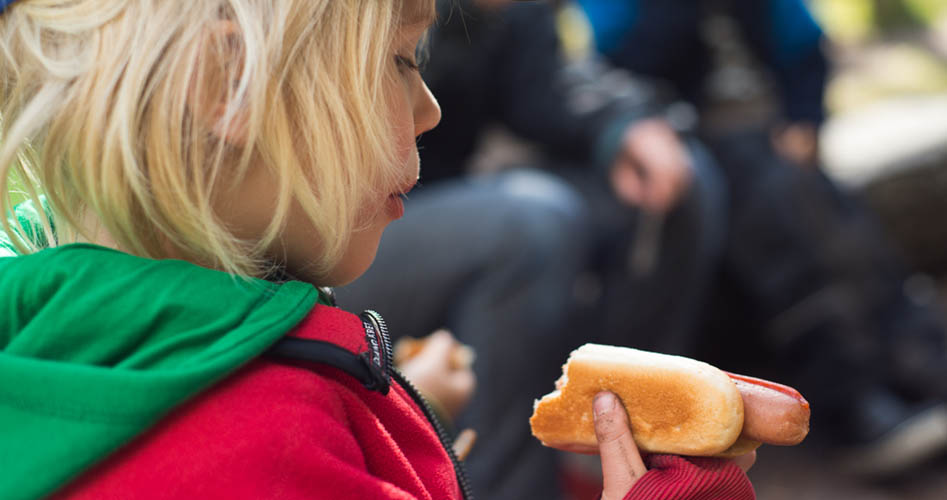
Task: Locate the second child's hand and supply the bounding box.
[396,330,476,420]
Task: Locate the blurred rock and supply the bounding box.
[822,94,947,275]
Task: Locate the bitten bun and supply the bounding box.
[530,344,746,456]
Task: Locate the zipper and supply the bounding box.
[358,310,393,394]
[361,310,474,500]
[391,369,475,500]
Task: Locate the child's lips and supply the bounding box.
[385,181,414,220]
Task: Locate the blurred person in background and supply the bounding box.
[576,0,947,474]
[340,0,947,498]
[336,0,729,498]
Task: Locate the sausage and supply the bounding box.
[726,372,810,446]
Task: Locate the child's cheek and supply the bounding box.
[386,79,420,169]
[393,104,417,167]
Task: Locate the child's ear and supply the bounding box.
[189,20,250,146]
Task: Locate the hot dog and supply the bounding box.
[529,344,809,457]
[727,372,810,446]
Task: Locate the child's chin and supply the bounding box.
[320,254,379,288]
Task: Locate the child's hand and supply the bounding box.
[594,391,756,499]
[594,391,648,500]
[396,330,476,420]
[732,449,757,472]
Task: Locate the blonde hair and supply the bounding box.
[0,0,432,278]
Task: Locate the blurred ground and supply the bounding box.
[751,443,947,500]
[561,440,947,500]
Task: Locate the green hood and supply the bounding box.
[0,240,323,499]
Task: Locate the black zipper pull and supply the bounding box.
[359,310,393,395]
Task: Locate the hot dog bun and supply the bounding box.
[530,344,746,456]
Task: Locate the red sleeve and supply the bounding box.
[622,455,755,500]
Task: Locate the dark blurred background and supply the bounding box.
[752,1,947,497]
[464,1,947,498]
[816,0,947,285]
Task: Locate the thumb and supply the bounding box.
[595,392,648,500]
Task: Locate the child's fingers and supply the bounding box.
[412,330,475,372]
[413,329,457,364]
[732,450,757,472]
[449,362,477,395]
[595,391,648,500]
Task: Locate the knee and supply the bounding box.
[494,169,589,269]
[498,169,586,226]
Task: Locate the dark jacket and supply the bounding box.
[580,0,828,125]
[418,0,662,184]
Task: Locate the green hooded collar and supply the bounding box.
[0,238,325,498]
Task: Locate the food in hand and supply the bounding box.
[529,344,809,457]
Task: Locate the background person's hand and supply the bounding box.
[771,122,819,168]
[610,118,693,213]
[397,330,476,419]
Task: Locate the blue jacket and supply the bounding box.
[578,0,827,124]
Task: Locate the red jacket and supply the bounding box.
[54,304,754,499]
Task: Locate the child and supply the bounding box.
[0,1,754,499]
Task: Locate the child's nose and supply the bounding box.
[414,81,441,137]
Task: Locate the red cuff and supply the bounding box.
[621,455,755,500]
